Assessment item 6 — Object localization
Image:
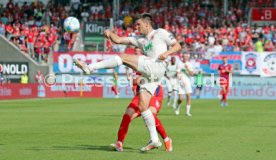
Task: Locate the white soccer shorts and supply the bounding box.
[166,78,178,92]
[178,78,193,95]
[137,56,167,95]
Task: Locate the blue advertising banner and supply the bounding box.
[209,52,242,74]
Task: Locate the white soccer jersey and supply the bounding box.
[177,61,193,81]
[166,63,178,79]
[128,29,176,60]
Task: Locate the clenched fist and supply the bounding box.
[104,29,112,39]
[159,52,168,60]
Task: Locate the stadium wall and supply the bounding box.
[0,83,103,99]
[0,36,49,83]
[1,75,275,100]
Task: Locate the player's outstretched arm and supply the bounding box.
[125,67,131,81]
[185,64,194,76]
[104,29,131,45]
[159,41,181,60]
[227,67,233,73]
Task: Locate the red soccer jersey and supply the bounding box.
[48,33,56,46]
[218,64,232,81]
[27,32,35,43]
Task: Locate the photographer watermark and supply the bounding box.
[42,73,232,89]
[44,74,57,87]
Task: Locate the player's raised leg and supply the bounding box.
[73,53,139,75]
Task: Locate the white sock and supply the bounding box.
[141,109,159,143]
[186,105,191,114]
[167,93,172,104]
[173,91,178,107]
[88,55,122,70]
[176,104,181,111]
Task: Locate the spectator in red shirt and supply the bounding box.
[35,39,43,62]
[43,40,50,62]
[13,26,20,37]
[47,33,56,53]
[5,22,13,40]
[20,36,28,52]
[27,28,35,58]
[264,40,274,51]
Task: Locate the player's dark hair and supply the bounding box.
[135,13,153,25]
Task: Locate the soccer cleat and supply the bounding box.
[140,140,162,152]
[175,107,180,115]
[110,141,123,152]
[220,101,224,107]
[73,59,91,74]
[186,113,192,117]
[172,105,176,109]
[164,137,173,152]
[224,102,228,107]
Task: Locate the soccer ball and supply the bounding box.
[63,17,80,33]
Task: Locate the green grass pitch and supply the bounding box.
[0,98,276,160]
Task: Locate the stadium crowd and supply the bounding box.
[0,0,60,63]
[113,0,276,54]
[0,0,81,63]
[0,0,275,63]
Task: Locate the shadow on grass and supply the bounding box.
[29,145,136,152]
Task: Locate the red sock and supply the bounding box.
[224,92,228,102]
[220,89,223,95]
[220,89,223,101]
[117,114,131,143]
[111,86,118,95]
[154,114,167,139]
[222,93,226,102]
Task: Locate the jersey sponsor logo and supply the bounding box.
[143,34,155,55]
[181,68,187,74]
[245,53,257,73]
[143,41,152,53]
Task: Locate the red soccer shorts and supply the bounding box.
[128,86,163,116]
[220,79,230,92]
